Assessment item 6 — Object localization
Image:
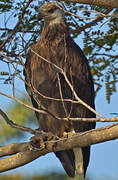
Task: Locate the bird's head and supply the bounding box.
[39,3,65,25]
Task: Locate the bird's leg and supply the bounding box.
[30,131,60,151]
[73,147,84,177]
[70,129,84,179]
[30,134,46,150]
[63,130,84,179]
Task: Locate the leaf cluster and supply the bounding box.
[0,0,13,13]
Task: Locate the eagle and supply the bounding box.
[24,2,96,179]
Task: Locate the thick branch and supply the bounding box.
[59,0,118,8]
[0,149,48,173]
[0,143,29,157]
[1,123,118,173]
[45,123,118,151]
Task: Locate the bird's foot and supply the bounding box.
[29,132,59,151]
[30,134,46,150]
[63,131,74,139]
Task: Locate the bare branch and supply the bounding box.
[0,92,46,114]
[71,8,113,34]
[0,108,37,134]
[1,123,118,173]
[57,3,116,19]
[58,0,118,8]
[61,117,118,122]
[62,71,104,118]
[96,31,118,39]
[0,28,40,33]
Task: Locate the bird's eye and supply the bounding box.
[48,8,55,13]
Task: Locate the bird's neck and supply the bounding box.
[40,22,69,42]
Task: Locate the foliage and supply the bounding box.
[0,173,91,180]
[0,173,116,180]
[0,0,118,103]
[0,96,37,143]
[0,0,13,12]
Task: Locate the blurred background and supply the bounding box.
[0,0,118,179]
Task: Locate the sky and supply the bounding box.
[0,1,118,179]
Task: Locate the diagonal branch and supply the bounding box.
[62,71,104,118]
[71,8,113,34]
[0,108,37,134]
[0,92,46,114]
[30,48,103,118]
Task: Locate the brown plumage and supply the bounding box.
[24,3,96,178]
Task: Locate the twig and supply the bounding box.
[1,52,27,85]
[56,3,114,20]
[57,73,68,117]
[0,92,46,114]
[0,108,37,134]
[0,0,33,49]
[0,28,40,33]
[30,48,104,118]
[58,0,118,9]
[71,8,113,34]
[62,71,104,118]
[96,31,118,39]
[61,117,118,122]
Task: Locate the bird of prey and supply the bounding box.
[24,2,96,179]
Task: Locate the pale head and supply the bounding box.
[39,3,65,25]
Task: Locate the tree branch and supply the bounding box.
[71,8,113,34]
[0,28,40,33]
[0,108,38,135]
[0,143,29,157]
[59,0,118,8]
[0,148,47,173]
[0,0,33,49]
[0,92,46,115]
[1,123,118,173]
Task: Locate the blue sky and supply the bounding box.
[0,1,118,179]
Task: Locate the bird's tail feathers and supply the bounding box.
[55,150,75,178]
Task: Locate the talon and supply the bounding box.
[63,132,68,137]
[30,135,45,149]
